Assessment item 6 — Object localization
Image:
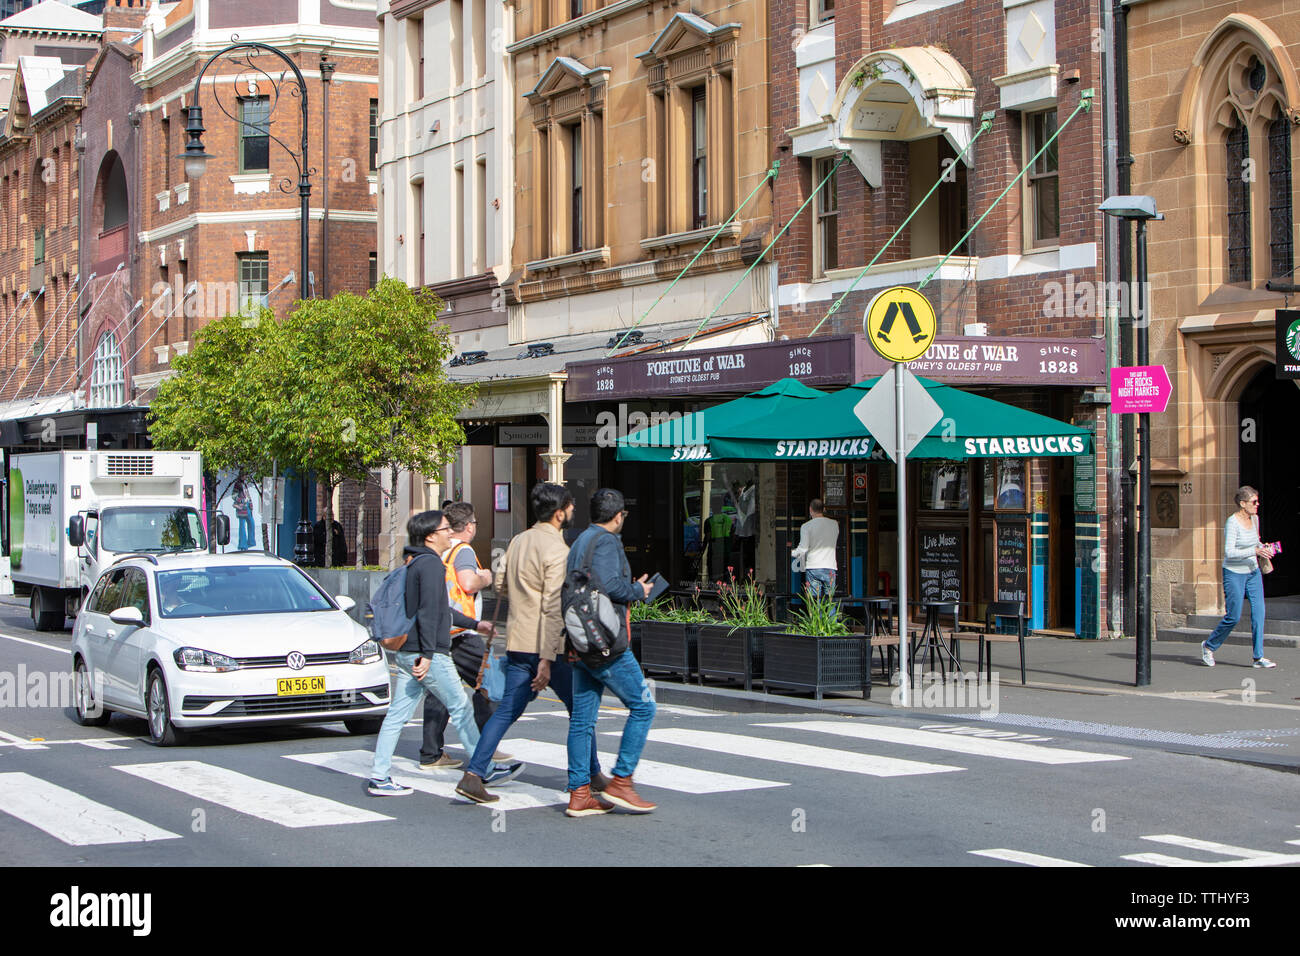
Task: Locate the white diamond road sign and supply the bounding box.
[853,366,943,459]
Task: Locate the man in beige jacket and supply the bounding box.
[456,482,606,804]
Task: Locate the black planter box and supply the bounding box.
[762,632,871,700]
[639,621,699,680]
[697,624,781,691]
[629,620,642,661]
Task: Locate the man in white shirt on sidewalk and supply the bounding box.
[794,498,839,598]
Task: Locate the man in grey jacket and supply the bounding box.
[563,488,658,818]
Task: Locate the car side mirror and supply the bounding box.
[335,595,356,612]
[216,514,231,546]
[109,606,144,628]
[68,515,85,547]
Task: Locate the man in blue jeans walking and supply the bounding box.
[456,483,605,805]
[564,488,657,818]
[366,510,523,796]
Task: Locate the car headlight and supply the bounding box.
[174,647,241,672]
[349,640,381,665]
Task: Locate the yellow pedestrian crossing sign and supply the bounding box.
[865,286,937,363]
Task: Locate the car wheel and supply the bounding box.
[344,717,385,736]
[146,669,187,747]
[72,659,111,727]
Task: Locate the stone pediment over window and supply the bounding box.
[636,12,741,92]
[525,56,609,126]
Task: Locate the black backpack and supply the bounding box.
[561,529,630,668]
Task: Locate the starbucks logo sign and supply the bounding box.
[1288,319,1300,361]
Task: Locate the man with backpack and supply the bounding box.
[366,510,524,796]
[418,502,510,770]
[455,483,604,805]
[562,488,658,817]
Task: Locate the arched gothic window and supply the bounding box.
[90,331,124,408]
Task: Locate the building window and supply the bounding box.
[369,252,378,288]
[369,99,378,172]
[413,182,425,286]
[570,123,583,251]
[475,157,487,273]
[1269,112,1293,280]
[814,157,838,273]
[450,0,464,89]
[1226,115,1251,284]
[814,0,834,23]
[472,0,486,80]
[455,164,466,276]
[90,331,124,408]
[237,252,270,314]
[692,87,707,230]
[33,226,45,264]
[570,0,583,19]
[239,97,270,172]
[1027,110,1059,247]
[410,16,425,101]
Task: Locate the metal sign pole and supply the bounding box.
[896,360,909,707]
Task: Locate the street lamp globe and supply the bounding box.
[180,104,211,180]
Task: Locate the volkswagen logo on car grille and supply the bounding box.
[286,652,307,671]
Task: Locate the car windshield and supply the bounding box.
[100,507,206,553]
[156,566,334,618]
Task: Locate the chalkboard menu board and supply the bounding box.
[918,528,962,603]
[996,521,1029,605]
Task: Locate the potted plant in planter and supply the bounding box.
[763,593,871,700]
[629,596,672,660]
[639,597,712,682]
[697,572,781,691]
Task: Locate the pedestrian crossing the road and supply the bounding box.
[4,716,1276,863]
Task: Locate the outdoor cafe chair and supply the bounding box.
[949,601,1027,684]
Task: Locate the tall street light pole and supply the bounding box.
[180,41,316,563]
[1100,194,1163,686]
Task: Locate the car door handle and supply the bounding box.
[85,624,95,634]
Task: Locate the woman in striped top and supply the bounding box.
[1202,485,1277,668]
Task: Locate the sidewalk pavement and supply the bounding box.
[652,636,1300,772]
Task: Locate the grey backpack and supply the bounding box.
[561,530,628,666]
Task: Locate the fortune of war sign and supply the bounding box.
[565,334,865,401]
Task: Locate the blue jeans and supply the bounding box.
[1206,568,1266,660]
[465,651,601,780]
[805,568,836,599]
[370,650,483,782]
[567,651,656,791]
[237,513,254,550]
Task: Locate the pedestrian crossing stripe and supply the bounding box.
[116,760,392,828]
[286,750,567,811]
[1120,834,1300,867]
[0,772,181,846]
[969,849,1092,867]
[759,721,1129,765]
[638,728,963,777]
[491,739,787,794]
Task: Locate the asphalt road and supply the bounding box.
[0,601,1297,868]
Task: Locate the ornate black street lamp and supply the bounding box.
[180,40,316,563]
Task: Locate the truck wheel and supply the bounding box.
[73,658,112,727]
[146,669,187,747]
[30,588,64,632]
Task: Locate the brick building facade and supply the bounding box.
[766,0,1112,634]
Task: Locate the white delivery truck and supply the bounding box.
[6,450,228,629]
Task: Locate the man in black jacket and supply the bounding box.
[366,510,524,796]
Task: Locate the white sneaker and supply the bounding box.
[1253,657,1277,669]
[1200,642,1215,667]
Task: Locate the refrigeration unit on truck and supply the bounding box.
[6,450,229,630]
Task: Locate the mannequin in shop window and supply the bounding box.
[703,499,735,582]
[732,479,756,577]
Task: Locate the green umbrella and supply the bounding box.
[708,375,1093,461]
[615,377,828,462]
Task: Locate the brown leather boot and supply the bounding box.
[565,785,614,818]
[454,772,499,804]
[590,772,612,793]
[602,775,656,813]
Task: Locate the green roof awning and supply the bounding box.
[615,377,828,462]
[707,376,1093,460]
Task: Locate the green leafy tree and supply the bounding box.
[277,279,474,568]
[148,309,283,546]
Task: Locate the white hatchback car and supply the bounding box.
[69,552,390,745]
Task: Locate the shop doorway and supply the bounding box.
[1238,366,1300,597]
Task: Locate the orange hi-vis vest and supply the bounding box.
[444,541,480,635]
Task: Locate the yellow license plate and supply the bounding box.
[277,676,326,696]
